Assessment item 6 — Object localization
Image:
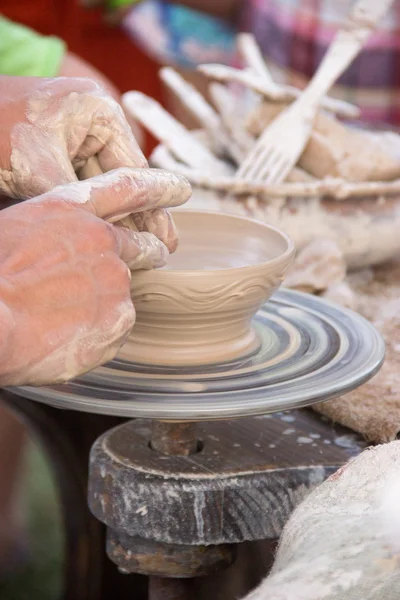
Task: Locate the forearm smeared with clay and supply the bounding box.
[0,168,191,387]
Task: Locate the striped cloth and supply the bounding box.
[124,0,400,127]
[243,0,400,127]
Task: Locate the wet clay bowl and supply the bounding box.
[119,211,295,366]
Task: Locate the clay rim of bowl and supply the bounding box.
[155,210,296,276]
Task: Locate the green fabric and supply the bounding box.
[0,16,66,77]
[108,0,142,8]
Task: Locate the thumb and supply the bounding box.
[48,167,192,221]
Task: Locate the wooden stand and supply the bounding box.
[88,415,366,599]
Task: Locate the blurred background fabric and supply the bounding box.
[0,0,164,110]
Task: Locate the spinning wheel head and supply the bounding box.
[13,289,384,421]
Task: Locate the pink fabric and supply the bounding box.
[125,0,400,127]
[242,0,400,126]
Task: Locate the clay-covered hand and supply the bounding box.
[0,75,180,250]
[0,167,191,387]
[0,75,146,199]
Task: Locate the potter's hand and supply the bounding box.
[0,168,191,387]
[0,75,181,251]
[0,75,146,199]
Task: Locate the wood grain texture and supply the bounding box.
[107,530,235,577]
[88,410,366,546]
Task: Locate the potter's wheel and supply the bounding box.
[13,289,384,420]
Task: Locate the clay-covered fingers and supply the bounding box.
[87,168,190,255]
[85,92,147,172]
[136,209,179,253]
[75,167,192,221]
[44,167,191,268]
[113,227,169,270]
[121,209,180,253]
[38,78,147,171]
[0,76,148,199]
